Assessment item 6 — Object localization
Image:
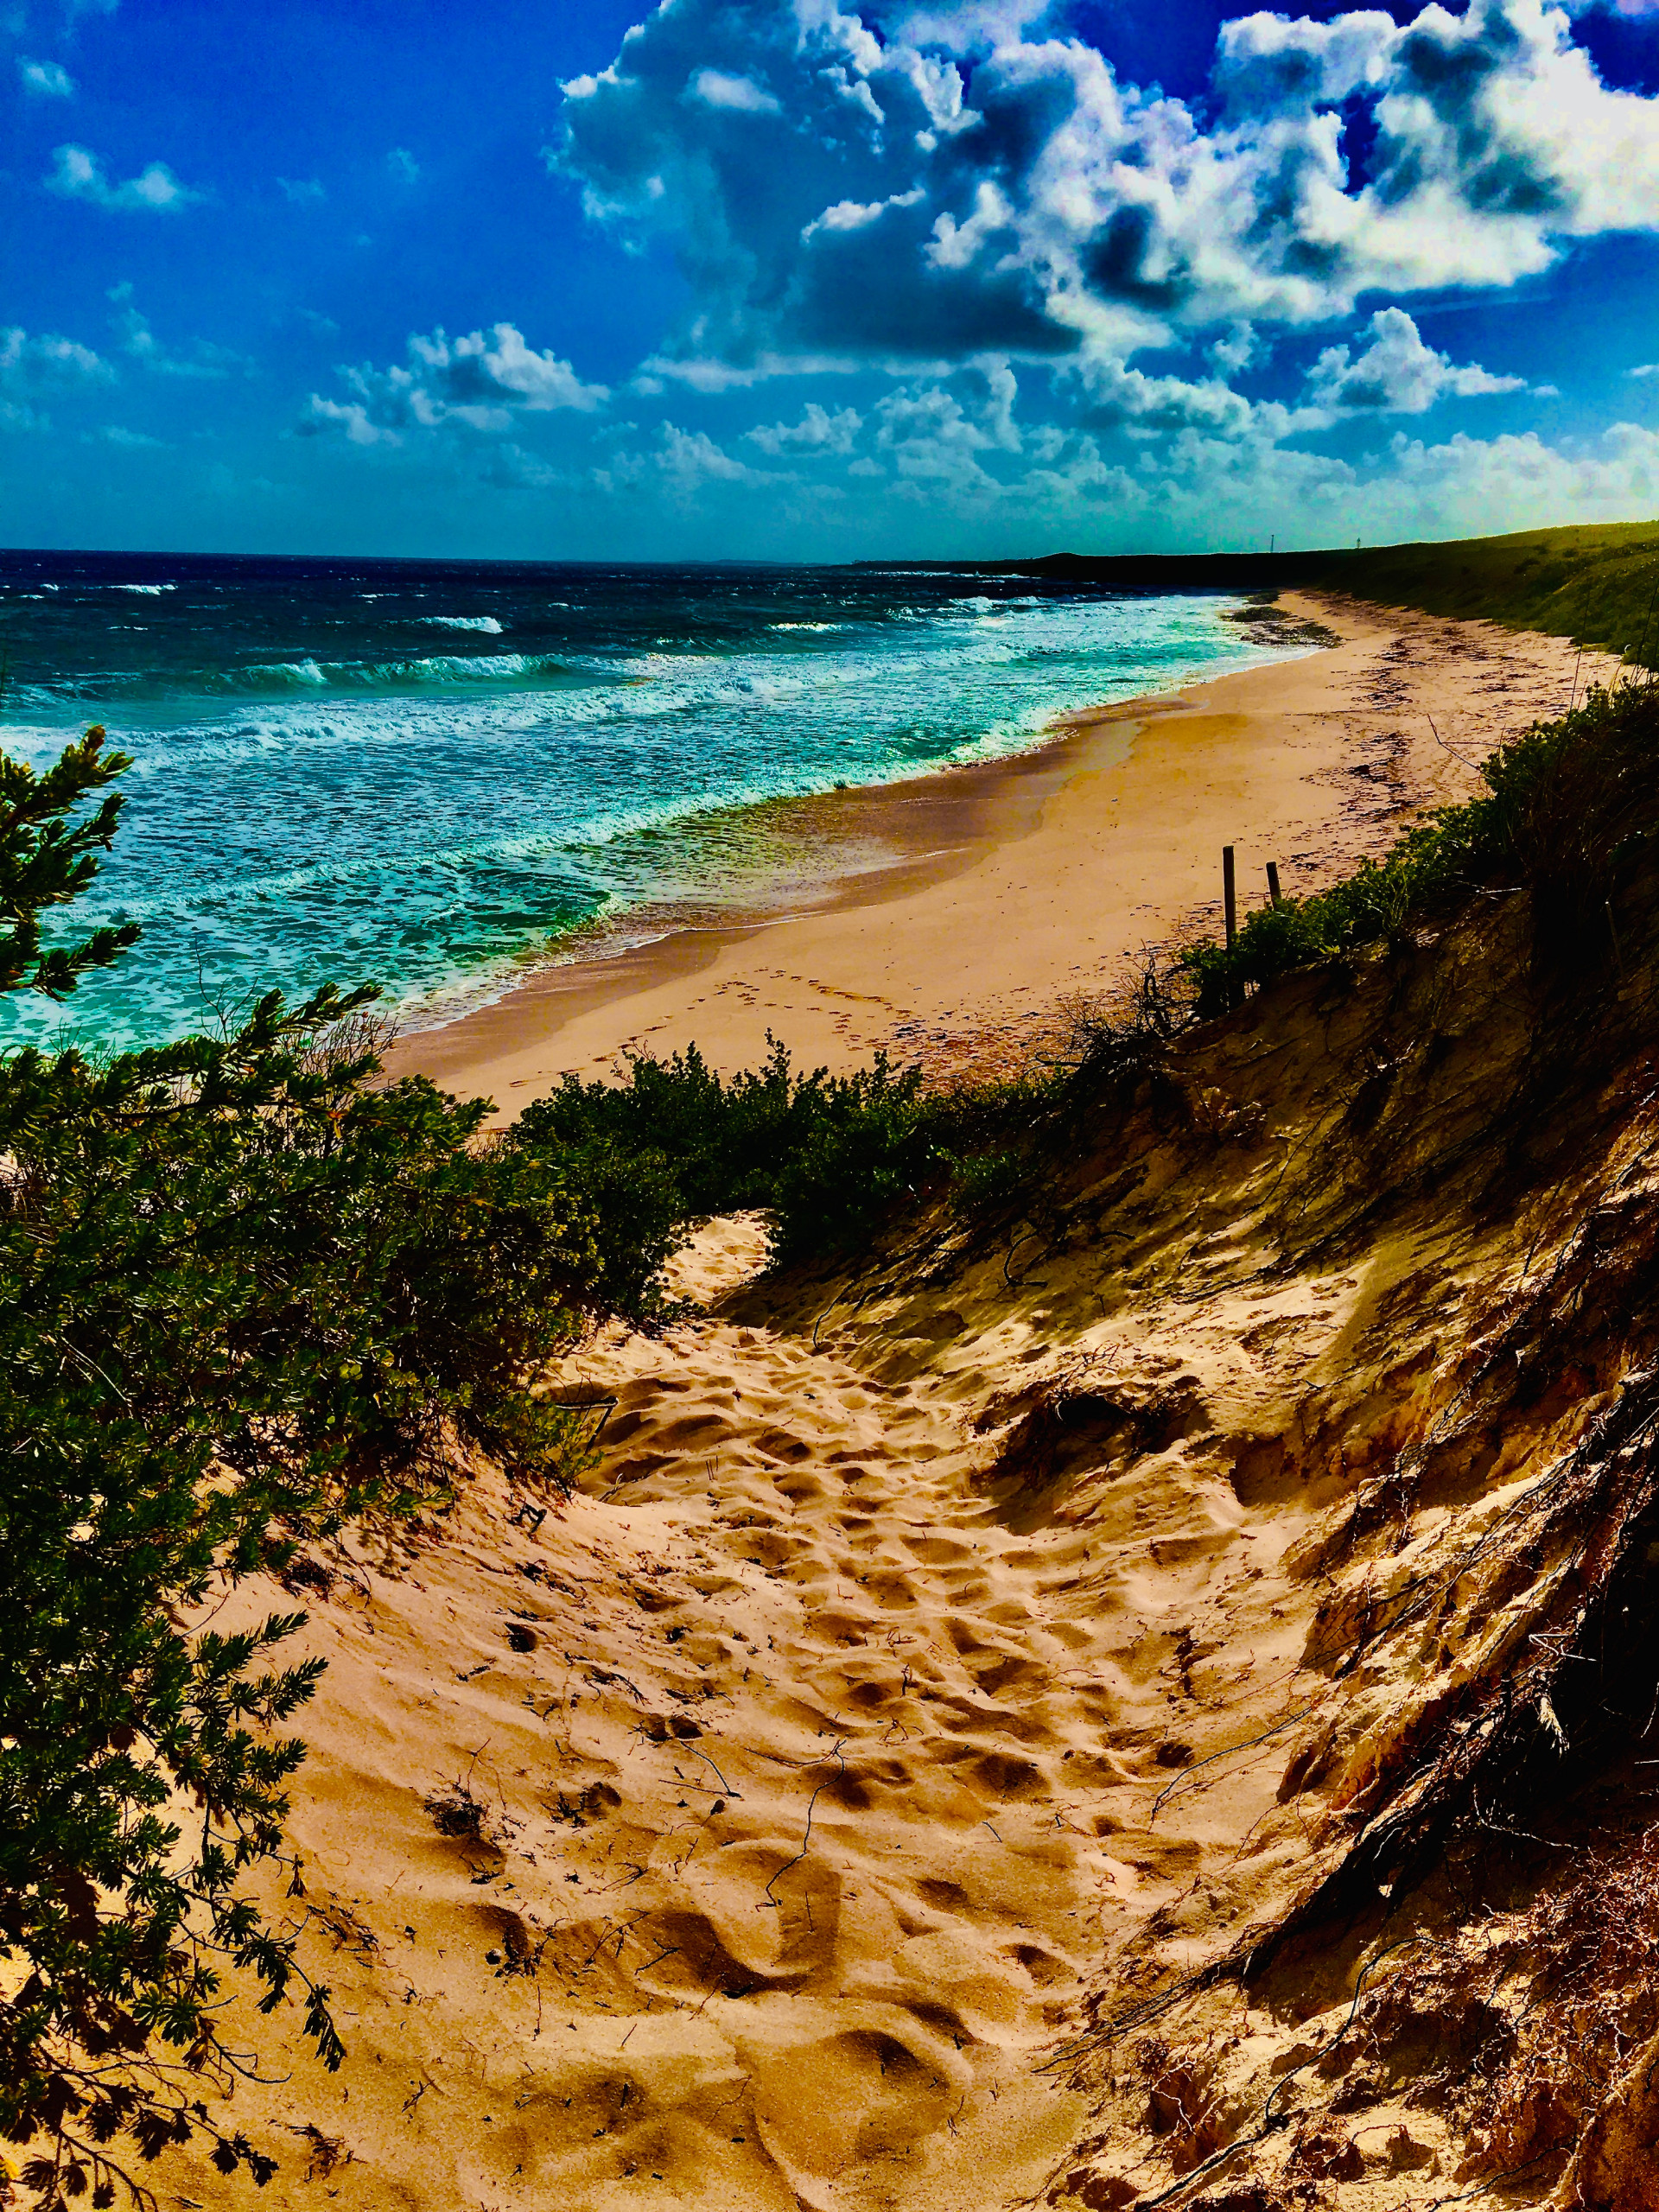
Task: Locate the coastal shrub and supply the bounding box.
[0,733,600,2206]
[511,1037,965,1271]
[1180,679,1659,1013]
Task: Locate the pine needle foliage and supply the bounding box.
[0,725,140,996]
[0,737,599,2208]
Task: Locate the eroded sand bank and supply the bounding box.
[180,863,1659,2209]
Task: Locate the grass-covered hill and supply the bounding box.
[883,516,1659,667]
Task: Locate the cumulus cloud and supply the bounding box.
[20,58,74,97]
[386,147,419,185]
[555,0,1659,377]
[0,324,113,429]
[593,422,781,498]
[635,349,858,391]
[658,423,770,489]
[688,67,780,113]
[868,402,1659,555]
[479,442,572,492]
[108,289,251,378]
[1304,308,1524,416]
[47,143,200,212]
[278,176,326,205]
[301,322,607,445]
[746,401,861,454]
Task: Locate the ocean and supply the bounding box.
[0,551,1306,1054]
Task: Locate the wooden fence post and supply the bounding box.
[1266,861,1283,910]
[1223,845,1238,951]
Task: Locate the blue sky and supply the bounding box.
[8,0,1659,559]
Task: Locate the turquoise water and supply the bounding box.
[0,555,1307,1052]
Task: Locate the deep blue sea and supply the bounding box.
[0,552,1305,1052]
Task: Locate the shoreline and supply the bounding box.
[387,594,1611,1111]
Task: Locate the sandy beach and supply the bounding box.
[389,594,1611,1108]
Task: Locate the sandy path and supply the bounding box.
[188,1191,1365,2212]
[389,595,1610,1103]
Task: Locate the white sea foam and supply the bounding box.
[1,585,1319,1056]
[418,615,505,633]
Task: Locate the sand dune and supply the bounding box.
[186,967,1613,2206]
[152,607,1656,2210]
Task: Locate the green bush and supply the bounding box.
[512,1035,966,1274]
[0,734,598,2207]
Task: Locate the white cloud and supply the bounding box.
[1630,362,1659,377]
[0,324,113,430]
[1072,354,1266,438]
[278,176,326,205]
[877,403,1659,557]
[479,442,571,492]
[1370,419,1659,534]
[658,422,766,489]
[301,394,395,448]
[99,424,165,448]
[874,378,1009,490]
[556,0,1659,378]
[688,68,780,115]
[20,58,73,98]
[1304,308,1523,417]
[746,402,861,455]
[386,147,419,184]
[634,349,861,391]
[108,289,251,378]
[1210,323,1260,376]
[594,422,783,498]
[47,143,200,212]
[301,321,607,445]
[925,179,1014,272]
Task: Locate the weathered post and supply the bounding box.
[1224,845,1238,950]
[1223,845,1242,1008]
[1266,861,1283,910]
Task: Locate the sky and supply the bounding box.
[9,0,1659,560]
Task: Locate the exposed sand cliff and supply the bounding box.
[175,832,1659,2211]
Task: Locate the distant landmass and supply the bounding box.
[864,518,1659,667]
